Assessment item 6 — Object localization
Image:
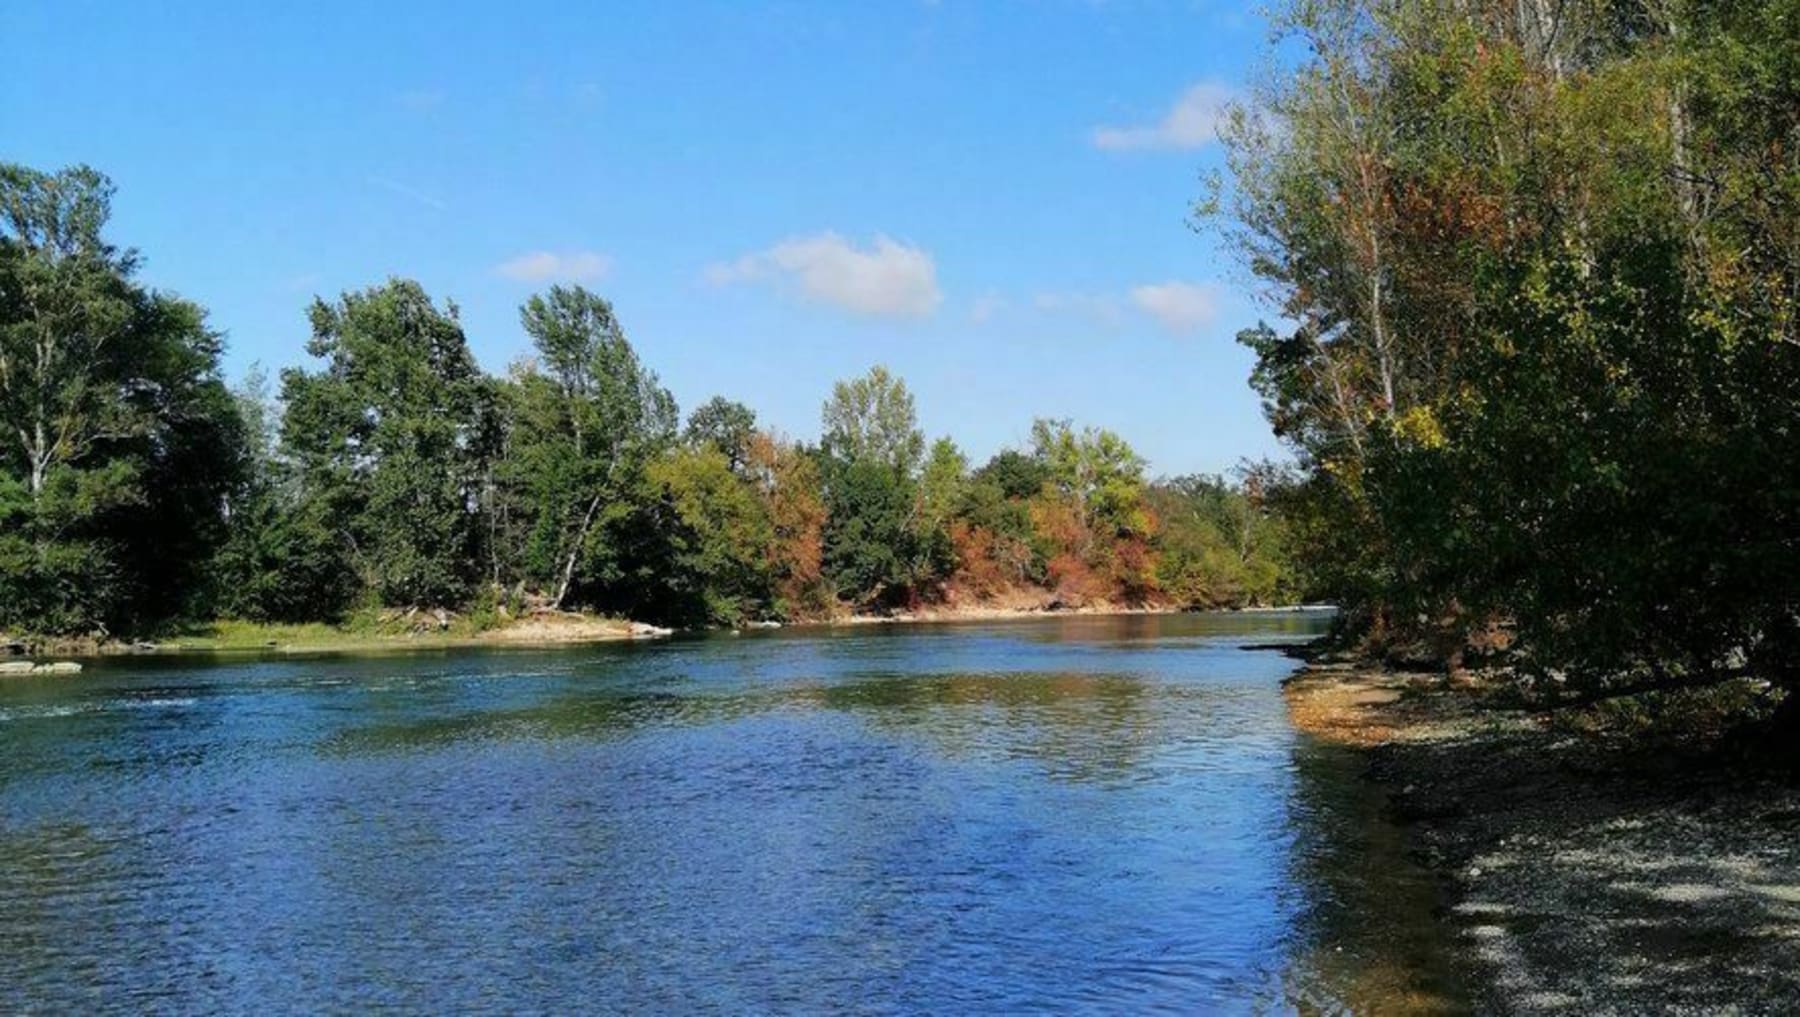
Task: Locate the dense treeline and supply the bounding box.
[1,163,1294,637]
[0,165,249,635]
[1213,0,1797,714]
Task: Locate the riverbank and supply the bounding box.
[1285,660,1800,1012]
[819,591,1328,628]
[829,600,1181,627]
[9,612,669,658]
[8,601,1325,659]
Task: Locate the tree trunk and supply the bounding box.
[29,418,48,498]
[1663,10,1702,251]
[1309,325,1365,460]
[552,492,605,610]
[1372,271,1397,418]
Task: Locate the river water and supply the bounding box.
[0,612,1463,1013]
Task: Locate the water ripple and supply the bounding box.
[0,612,1463,1012]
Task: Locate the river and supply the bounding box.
[0,612,1463,1013]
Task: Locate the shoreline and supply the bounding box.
[8,602,1332,660]
[1284,659,1800,1012]
[818,602,1181,627]
[10,614,671,660]
[806,600,1332,629]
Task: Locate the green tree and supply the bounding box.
[1149,472,1291,608]
[822,456,918,606]
[914,436,968,577]
[210,368,359,622]
[644,446,775,626]
[821,365,925,475]
[0,162,246,634]
[495,285,677,609]
[684,396,757,473]
[1029,418,1149,539]
[1215,0,1799,713]
[973,449,1050,501]
[280,279,494,608]
[819,366,930,604]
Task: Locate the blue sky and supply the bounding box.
[6,0,1282,475]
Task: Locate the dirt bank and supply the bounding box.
[818,589,1324,627]
[830,602,1183,626]
[1285,661,1800,1013]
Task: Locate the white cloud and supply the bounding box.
[707,232,940,317]
[1033,290,1127,328]
[1129,281,1218,333]
[1022,281,1221,335]
[1092,82,1233,152]
[495,250,614,283]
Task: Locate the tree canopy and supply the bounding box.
[0,163,246,634]
[0,163,1298,638]
[280,279,494,608]
[1210,0,1798,706]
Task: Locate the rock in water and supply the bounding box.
[0,661,82,675]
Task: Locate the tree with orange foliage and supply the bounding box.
[744,431,831,619]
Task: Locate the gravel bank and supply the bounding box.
[1285,662,1800,1014]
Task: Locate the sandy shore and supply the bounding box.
[1285,660,1800,1013]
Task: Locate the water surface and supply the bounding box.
[0,612,1461,1012]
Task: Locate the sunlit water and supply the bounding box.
[0,612,1463,1013]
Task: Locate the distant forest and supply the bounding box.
[0,163,1294,637]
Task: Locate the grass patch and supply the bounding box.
[153,607,640,655]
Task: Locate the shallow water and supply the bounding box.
[0,612,1463,1012]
